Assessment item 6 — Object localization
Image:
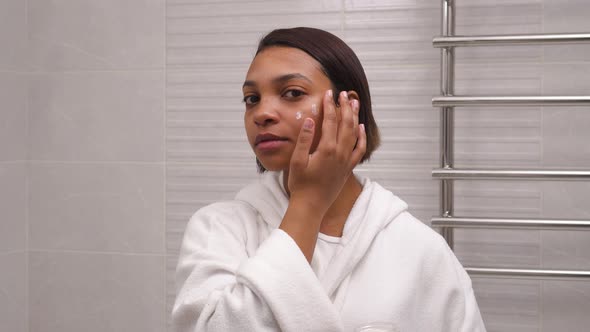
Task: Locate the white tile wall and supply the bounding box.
[29,251,166,332]
[24,1,167,331]
[0,252,27,332]
[541,280,590,331]
[0,163,27,252]
[28,0,165,71]
[0,0,28,70]
[472,278,541,332]
[28,71,165,162]
[0,72,28,161]
[540,2,590,329]
[29,163,165,253]
[543,0,590,62]
[0,0,28,331]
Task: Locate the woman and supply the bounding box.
[173,27,486,332]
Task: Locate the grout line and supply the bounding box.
[27,160,166,165]
[0,69,28,74]
[0,250,27,256]
[164,0,171,329]
[24,0,30,329]
[28,248,168,256]
[27,68,165,74]
[0,160,28,164]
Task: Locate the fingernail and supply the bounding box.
[326,90,333,98]
[351,99,358,109]
[341,91,348,100]
[303,118,313,129]
[360,123,365,132]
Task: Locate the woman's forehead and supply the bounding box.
[245,46,324,81]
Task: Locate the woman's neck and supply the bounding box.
[282,171,362,237]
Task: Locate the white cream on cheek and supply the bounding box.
[295,103,319,120]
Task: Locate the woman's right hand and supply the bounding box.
[287,89,367,216]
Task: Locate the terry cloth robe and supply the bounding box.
[172,171,487,332]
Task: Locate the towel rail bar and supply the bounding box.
[432,95,590,107]
[432,168,590,180]
[466,267,590,280]
[433,33,590,47]
[431,217,590,230]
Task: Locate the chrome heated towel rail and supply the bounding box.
[433,0,590,280]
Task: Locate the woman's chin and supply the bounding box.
[257,158,289,173]
[260,164,286,172]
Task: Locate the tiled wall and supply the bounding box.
[1,0,587,331]
[25,0,167,331]
[539,1,590,330]
[0,0,28,331]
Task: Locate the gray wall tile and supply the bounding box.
[0,163,27,252]
[544,0,590,32]
[542,64,590,168]
[541,229,590,270]
[28,0,165,70]
[29,162,165,253]
[543,0,590,62]
[542,2,590,331]
[541,281,590,332]
[0,0,28,70]
[0,72,27,161]
[0,252,27,332]
[29,71,165,162]
[29,251,166,332]
[472,278,540,332]
[542,108,590,168]
[543,63,590,95]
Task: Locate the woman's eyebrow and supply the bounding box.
[242,73,312,89]
[272,73,312,85]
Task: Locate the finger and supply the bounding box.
[351,99,359,138]
[290,118,315,171]
[338,92,357,151]
[319,89,337,152]
[349,123,367,167]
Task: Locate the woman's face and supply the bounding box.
[243,46,332,172]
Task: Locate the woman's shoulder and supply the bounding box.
[194,200,259,218]
[184,200,261,235]
[384,210,450,253]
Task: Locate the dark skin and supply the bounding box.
[243,46,366,262]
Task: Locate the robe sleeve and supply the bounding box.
[171,202,343,332]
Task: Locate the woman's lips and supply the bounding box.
[255,133,288,151]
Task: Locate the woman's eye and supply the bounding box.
[243,95,260,105]
[283,89,304,99]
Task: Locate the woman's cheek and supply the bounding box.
[293,102,321,122]
[291,102,322,151]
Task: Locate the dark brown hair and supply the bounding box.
[254,27,380,172]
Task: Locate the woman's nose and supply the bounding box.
[253,99,280,126]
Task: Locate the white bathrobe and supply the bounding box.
[173,172,486,332]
